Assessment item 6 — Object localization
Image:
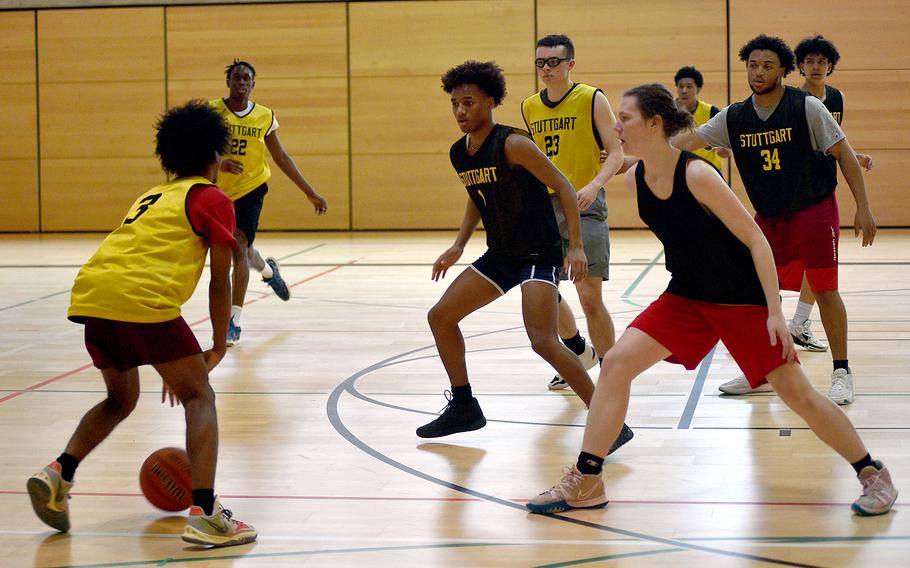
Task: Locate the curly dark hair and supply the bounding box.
[536,34,575,59]
[155,100,231,178]
[441,60,507,106]
[738,34,796,76]
[225,59,256,79]
[673,66,704,89]
[794,35,840,75]
[623,83,694,138]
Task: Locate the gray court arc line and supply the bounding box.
[533,547,686,568]
[275,243,327,262]
[326,358,823,567]
[676,346,716,429]
[50,542,512,568]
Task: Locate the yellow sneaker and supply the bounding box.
[182,498,257,547]
[27,461,73,532]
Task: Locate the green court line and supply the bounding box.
[533,547,686,567]
[52,541,513,568]
[621,249,664,307]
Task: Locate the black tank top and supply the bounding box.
[635,152,766,306]
[821,85,844,182]
[449,124,562,264]
[726,86,836,216]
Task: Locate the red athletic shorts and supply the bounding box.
[755,193,839,292]
[629,292,797,387]
[81,316,202,372]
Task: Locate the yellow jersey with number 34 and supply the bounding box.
[521,83,602,194]
[209,98,275,200]
[68,177,212,323]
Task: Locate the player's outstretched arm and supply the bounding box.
[206,241,233,370]
[577,92,624,210]
[829,138,877,246]
[265,131,328,215]
[433,198,480,281]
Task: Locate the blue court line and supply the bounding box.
[533,547,685,567]
[677,346,716,429]
[0,288,70,312]
[51,542,511,568]
[325,348,823,568]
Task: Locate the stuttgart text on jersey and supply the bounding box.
[739,127,793,148]
[458,167,498,187]
[228,124,264,138]
[526,116,578,136]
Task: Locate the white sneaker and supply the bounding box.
[828,368,854,405]
[718,374,773,395]
[548,343,597,391]
[789,319,828,352]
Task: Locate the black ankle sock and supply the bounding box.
[851,453,876,475]
[451,384,473,403]
[192,489,216,516]
[833,359,849,372]
[561,332,586,356]
[56,453,79,482]
[576,451,604,475]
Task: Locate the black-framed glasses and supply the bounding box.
[535,57,571,69]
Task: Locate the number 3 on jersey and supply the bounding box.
[123,193,162,224]
[760,148,781,171]
[544,134,560,157]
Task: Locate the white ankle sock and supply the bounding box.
[792,301,812,326]
[260,263,273,280]
[231,305,243,327]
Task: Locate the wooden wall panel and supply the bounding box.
[38,7,165,231]
[349,0,535,230]
[0,12,39,231]
[167,3,349,230]
[538,0,728,228]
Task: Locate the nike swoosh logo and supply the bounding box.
[577,483,599,500]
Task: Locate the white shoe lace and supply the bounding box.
[861,471,894,503]
[546,466,582,498]
[830,371,851,395]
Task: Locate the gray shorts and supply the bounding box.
[552,193,610,281]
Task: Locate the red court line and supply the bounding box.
[0,363,94,405]
[0,489,877,508]
[3,261,356,405]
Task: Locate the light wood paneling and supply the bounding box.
[37,7,165,231]
[40,157,163,231]
[352,154,467,230]
[349,0,534,76]
[166,3,347,81]
[167,4,350,230]
[259,155,349,230]
[1,12,38,232]
[0,160,39,232]
[37,7,164,82]
[729,0,910,71]
[349,0,536,230]
[537,0,727,75]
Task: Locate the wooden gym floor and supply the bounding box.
[0,230,907,568]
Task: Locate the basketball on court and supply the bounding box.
[139,447,192,512]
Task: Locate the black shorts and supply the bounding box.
[233,183,268,245]
[470,251,560,295]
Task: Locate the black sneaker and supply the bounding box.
[607,423,634,455]
[416,391,487,438]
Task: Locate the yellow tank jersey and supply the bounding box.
[68,177,212,323]
[521,83,602,194]
[209,98,275,200]
[692,99,724,170]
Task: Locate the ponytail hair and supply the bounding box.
[623,83,694,137]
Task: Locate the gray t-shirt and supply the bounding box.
[696,94,844,154]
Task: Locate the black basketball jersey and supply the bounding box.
[635,152,766,306]
[823,85,844,126]
[726,86,836,217]
[449,124,562,264]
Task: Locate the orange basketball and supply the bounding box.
[139,447,192,512]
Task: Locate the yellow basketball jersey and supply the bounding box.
[68,177,213,323]
[691,99,724,170]
[209,98,275,200]
[521,83,602,194]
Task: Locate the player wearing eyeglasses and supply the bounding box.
[520,36,627,431]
